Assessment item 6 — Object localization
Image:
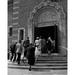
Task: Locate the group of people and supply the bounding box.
[8,36,55,71]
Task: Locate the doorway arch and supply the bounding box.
[28,0,67,54]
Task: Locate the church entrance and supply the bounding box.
[34,25,58,53]
[28,0,66,55]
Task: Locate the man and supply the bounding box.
[13,42,17,62]
[47,36,53,54]
[10,42,17,62]
[23,37,30,58]
[16,40,22,64]
[41,38,46,53]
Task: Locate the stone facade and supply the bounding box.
[8,0,67,55]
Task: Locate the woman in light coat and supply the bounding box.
[35,37,41,61]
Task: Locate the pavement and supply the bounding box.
[8,68,67,75]
[8,61,67,75]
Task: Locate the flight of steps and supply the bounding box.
[8,53,67,70]
[35,54,67,70]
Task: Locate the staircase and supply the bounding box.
[34,53,67,70]
[8,53,67,70]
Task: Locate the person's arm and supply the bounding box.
[49,37,53,43]
[34,40,36,45]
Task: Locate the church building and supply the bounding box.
[8,0,67,55]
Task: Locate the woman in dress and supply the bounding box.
[35,37,41,61]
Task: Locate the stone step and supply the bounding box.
[41,53,67,57]
[21,58,67,63]
[8,62,67,66]
[36,60,67,63]
[8,64,67,70]
[22,56,67,61]
[40,57,67,59]
[21,59,67,62]
[20,59,67,64]
[35,63,67,66]
[8,53,67,70]
[38,55,67,58]
[37,58,67,61]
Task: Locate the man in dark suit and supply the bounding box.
[23,37,30,57]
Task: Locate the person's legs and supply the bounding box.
[8,52,9,60]
[47,45,51,55]
[29,65,31,71]
[17,53,21,64]
[13,53,16,62]
[10,52,14,61]
[17,53,20,64]
[35,55,38,62]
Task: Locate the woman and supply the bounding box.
[26,44,35,71]
[35,37,41,61]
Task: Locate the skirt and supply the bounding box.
[35,47,41,57]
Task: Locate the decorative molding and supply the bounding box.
[13,7,19,10]
[29,0,65,27]
[13,17,19,20]
[12,40,17,42]
[30,0,65,19]
[13,1,19,5]
[13,22,18,25]
[13,11,19,15]
[8,26,13,28]
[37,21,59,27]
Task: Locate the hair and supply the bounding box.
[36,37,39,40]
[27,37,29,39]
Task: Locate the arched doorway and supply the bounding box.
[28,0,67,54]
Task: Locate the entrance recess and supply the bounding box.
[28,0,66,55]
[34,25,58,53]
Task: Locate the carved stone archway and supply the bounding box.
[28,0,67,55]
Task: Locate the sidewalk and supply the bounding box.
[8,68,67,75]
[8,61,67,75]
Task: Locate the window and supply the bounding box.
[8,0,13,5]
[44,0,60,2]
[51,0,59,2]
[9,27,12,36]
[19,29,24,40]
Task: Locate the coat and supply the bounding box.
[10,43,16,53]
[35,39,41,50]
[47,39,52,51]
[26,45,35,65]
[16,43,22,54]
[23,40,30,48]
